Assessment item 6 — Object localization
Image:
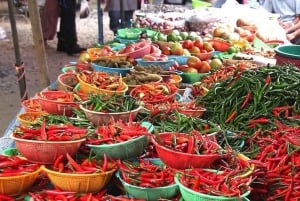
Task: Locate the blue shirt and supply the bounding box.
[262,0,300,22]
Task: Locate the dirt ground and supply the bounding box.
[0,2,114,136]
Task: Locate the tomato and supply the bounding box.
[142,54,156,61]
[182,40,194,50]
[189,46,201,54]
[187,56,202,69]
[198,61,211,73]
[193,38,204,50]
[161,46,171,55]
[184,67,199,73]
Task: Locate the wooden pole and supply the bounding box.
[27,0,50,89]
[7,0,28,101]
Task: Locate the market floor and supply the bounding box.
[0,2,114,136]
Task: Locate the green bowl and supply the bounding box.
[180,72,210,84]
[192,0,212,8]
[175,174,250,201]
[117,28,142,39]
[275,45,300,59]
[274,45,300,66]
[1,148,22,157]
[116,171,179,201]
[88,135,149,160]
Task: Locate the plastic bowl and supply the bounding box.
[79,103,142,126]
[10,133,86,164]
[21,98,43,112]
[124,41,152,59]
[129,83,178,105]
[180,72,209,84]
[135,59,176,70]
[91,62,133,76]
[168,55,189,65]
[77,73,128,95]
[192,0,212,8]
[116,171,179,201]
[17,111,48,126]
[275,45,300,67]
[87,135,149,160]
[57,73,79,92]
[175,174,250,201]
[0,165,42,196]
[117,28,142,39]
[152,132,223,169]
[37,91,79,116]
[42,165,116,193]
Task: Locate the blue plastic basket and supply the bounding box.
[91,62,133,76]
[168,55,189,65]
[135,59,176,70]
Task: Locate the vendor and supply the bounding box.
[261,0,300,44]
[103,0,139,35]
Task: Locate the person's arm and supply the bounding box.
[285,17,300,33]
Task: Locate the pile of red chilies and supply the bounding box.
[86,119,150,145]
[51,153,114,174]
[118,159,176,188]
[13,120,87,141]
[179,168,252,197]
[0,155,40,177]
[249,122,300,201]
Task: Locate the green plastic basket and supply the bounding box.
[192,0,212,8]
[116,171,179,201]
[175,174,250,201]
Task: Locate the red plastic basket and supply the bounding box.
[152,132,223,170]
[10,134,86,164]
[125,41,151,59]
[37,91,79,116]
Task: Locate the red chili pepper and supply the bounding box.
[225,110,237,123]
[66,153,84,172]
[41,119,47,141]
[102,153,108,172]
[265,74,271,85]
[187,136,195,154]
[241,91,251,109]
[53,154,64,170]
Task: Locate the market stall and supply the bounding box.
[1,2,300,201]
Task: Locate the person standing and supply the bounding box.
[40,0,59,46]
[261,0,300,43]
[57,0,86,55]
[104,0,139,34]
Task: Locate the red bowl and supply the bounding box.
[208,39,230,52]
[37,91,79,116]
[21,99,43,112]
[152,132,223,170]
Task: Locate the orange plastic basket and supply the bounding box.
[17,111,48,126]
[10,134,86,164]
[42,165,116,193]
[77,73,128,95]
[0,166,42,196]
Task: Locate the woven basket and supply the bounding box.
[0,166,42,196]
[42,165,116,193]
[10,134,86,164]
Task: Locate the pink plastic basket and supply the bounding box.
[10,134,86,164]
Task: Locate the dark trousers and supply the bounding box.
[109,10,134,34]
[58,0,77,44]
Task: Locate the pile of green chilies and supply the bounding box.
[199,64,300,135]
